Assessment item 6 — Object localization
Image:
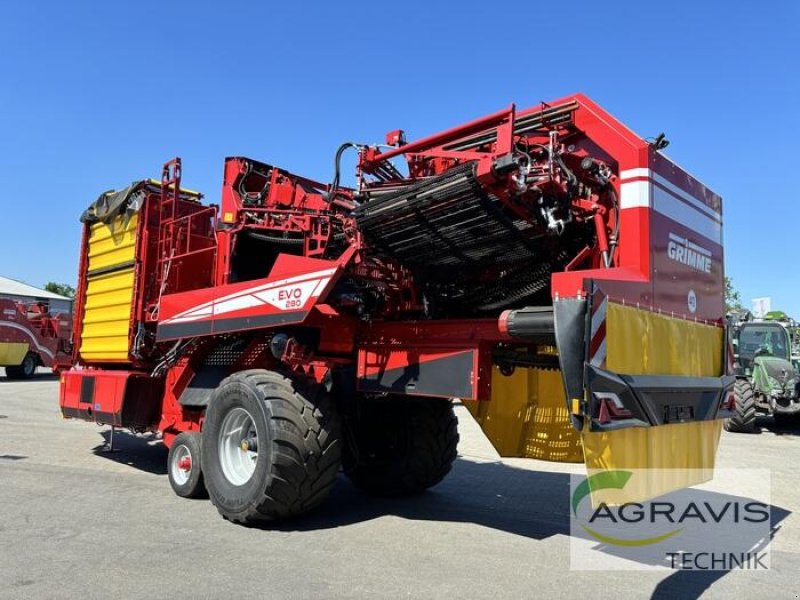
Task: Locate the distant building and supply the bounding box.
[0,276,72,314]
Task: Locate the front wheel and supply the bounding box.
[202,370,341,524]
[343,396,459,496]
[168,431,207,498]
[724,379,757,433]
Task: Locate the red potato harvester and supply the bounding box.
[0,299,72,378]
[60,94,733,524]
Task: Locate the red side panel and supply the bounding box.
[60,369,130,426]
[156,255,343,341]
[551,95,724,323]
[647,150,724,320]
[60,369,163,428]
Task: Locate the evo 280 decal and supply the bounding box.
[156,268,336,340]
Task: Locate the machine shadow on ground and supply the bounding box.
[92,429,168,475]
[0,371,59,383]
[755,415,800,437]
[89,428,791,599]
[280,459,791,599]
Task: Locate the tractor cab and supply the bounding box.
[735,322,792,375]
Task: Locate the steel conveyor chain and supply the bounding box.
[354,163,539,274]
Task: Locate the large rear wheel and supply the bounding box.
[343,396,459,496]
[202,370,341,524]
[724,379,757,433]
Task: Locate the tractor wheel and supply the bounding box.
[343,396,459,496]
[724,379,757,433]
[5,353,37,380]
[167,431,207,499]
[201,370,341,524]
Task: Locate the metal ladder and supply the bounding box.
[153,158,183,318]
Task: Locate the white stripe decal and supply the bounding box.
[168,308,213,323]
[589,297,607,368]
[650,171,720,220]
[165,268,337,323]
[311,277,330,297]
[591,338,607,368]
[619,180,650,209]
[619,170,722,245]
[590,298,607,340]
[0,321,55,360]
[653,187,722,244]
[210,294,268,318]
[620,168,720,217]
[165,274,335,324]
[620,167,650,179]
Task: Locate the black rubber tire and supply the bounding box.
[202,370,341,524]
[343,396,459,496]
[724,379,757,433]
[5,353,37,380]
[167,431,207,499]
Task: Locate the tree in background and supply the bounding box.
[725,276,742,313]
[44,282,76,299]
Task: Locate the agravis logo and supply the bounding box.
[571,470,683,547]
[570,469,772,571]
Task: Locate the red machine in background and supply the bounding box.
[60,94,733,524]
[0,299,72,378]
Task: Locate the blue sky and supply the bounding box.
[1,1,797,314]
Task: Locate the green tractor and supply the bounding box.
[727,313,800,432]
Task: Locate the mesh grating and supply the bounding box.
[202,339,249,366]
[355,163,590,312]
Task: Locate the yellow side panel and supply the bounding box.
[464,366,583,462]
[80,267,135,361]
[582,302,725,498]
[79,213,138,362]
[87,214,138,273]
[0,342,29,366]
[605,302,722,378]
[582,421,722,503]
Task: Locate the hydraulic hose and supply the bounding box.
[329,142,360,201]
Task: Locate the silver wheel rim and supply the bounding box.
[219,407,258,486]
[170,444,192,486]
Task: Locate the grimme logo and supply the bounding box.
[667,232,712,273]
[570,470,771,570]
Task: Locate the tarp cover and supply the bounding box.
[81,182,145,228]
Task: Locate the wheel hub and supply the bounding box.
[170,444,192,486]
[219,407,258,486]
